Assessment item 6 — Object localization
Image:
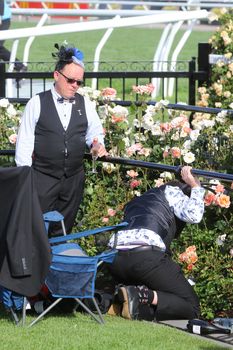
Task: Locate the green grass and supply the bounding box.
[4,19,214,102]
[6,19,214,63]
[0,309,229,350]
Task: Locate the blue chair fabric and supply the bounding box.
[0,285,24,311]
[29,217,128,326]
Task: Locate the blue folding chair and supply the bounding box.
[29,213,128,327]
[0,286,25,325]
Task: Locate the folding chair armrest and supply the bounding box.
[49,222,128,245]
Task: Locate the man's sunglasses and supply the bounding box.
[58,71,84,86]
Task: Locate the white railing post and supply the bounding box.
[168,19,196,97]
[7,40,19,98]
[92,15,120,90]
[162,20,184,97]
[152,23,171,98]
[23,13,49,65]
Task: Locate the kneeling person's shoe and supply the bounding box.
[107,303,122,316]
[118,286,139,320]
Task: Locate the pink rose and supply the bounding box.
[127,170,138,178]
[102,217,109,223]
[204,192,216,206]
[8,133,17,144]
[107,208,116,217]
[130,179,141,189]
[132,83,154,95]
[101,87,117,99]
[160,122,172,133]
[214,184,225,193]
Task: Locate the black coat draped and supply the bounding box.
[0,166,51,297]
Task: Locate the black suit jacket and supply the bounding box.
[0,166,51,297]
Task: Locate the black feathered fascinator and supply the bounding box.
[52,42,84,68]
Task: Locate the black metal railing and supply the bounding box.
[0,64,201,104]
[3,98,233,118]
[0,43,211,105]
[1,150,232,183]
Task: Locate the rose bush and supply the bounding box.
[79,79,232,318]
[0,98,21,149]
[198,8,233,110]
[0,98,21,166]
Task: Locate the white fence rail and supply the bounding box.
[0,10,209,40]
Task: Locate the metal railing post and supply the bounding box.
[188,57,196,105]
[198,42,211,87]
[0,63,6,97]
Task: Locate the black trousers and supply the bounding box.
[0,19,24,70]
[33,168,85,235]
[109,250,200,321]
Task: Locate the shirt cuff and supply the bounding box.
[191,186,205,198]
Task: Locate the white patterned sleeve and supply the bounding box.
[84,97,105,148]
[165,185,205,223]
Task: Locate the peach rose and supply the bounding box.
[215,194,231,208]
[186,245,196,253]
[189,254,198,264]
[171,147,181,158]
[111,115,126,123]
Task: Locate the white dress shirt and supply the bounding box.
[109,185,205,250]
[15,86,105,166]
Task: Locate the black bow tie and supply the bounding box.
[57,97,75,103]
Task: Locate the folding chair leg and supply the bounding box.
[28,298,62,327]
[9,307,20,325]
[75,298,105,325]
[61,219,67,235]
[91,297,105,324]
[21,297,27,326]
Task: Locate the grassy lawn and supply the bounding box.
[7,18,214,63]
[4,19,214,102]
[0,308,229,350]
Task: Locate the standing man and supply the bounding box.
[0,0,26,72]
[15,43,108,234]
